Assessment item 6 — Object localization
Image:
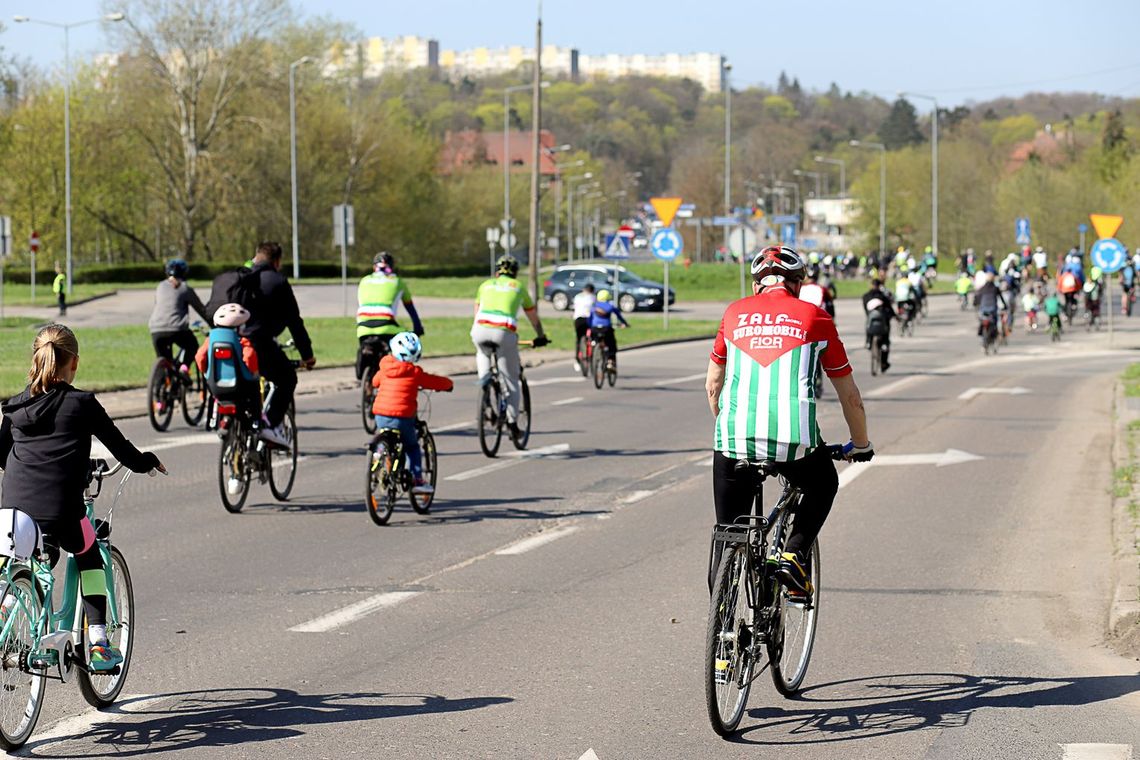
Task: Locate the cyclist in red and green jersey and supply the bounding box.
[705,245,874,595]
[470,256,548,437]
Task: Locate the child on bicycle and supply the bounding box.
[194,303,260,376]
[371,332,453,494]
[1043,291,1063,334]
[589,290,630,369]
[0,324,165,671]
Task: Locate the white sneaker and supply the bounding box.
[259,423,291,448]
[226,477,243,496]
[573,361,581,373]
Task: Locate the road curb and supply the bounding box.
[1110,381,1140,654]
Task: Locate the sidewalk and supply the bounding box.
[1110,381,1140,659]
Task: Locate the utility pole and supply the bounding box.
[527,5,543,304]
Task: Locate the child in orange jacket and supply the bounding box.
[372,332,452,493]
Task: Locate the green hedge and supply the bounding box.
[0,260,491,284]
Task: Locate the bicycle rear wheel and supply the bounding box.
[478,383,503,457]
[218,428,251,513]
[0,568,46,751]
[77,546,134,707]
[576,336,589,376]
[269,403,298,501]
[704,545,754,737]
[366,442,395,525]
[410,427,437,514]
[147,361,175,432]
[770,541,820,696]
[869,337,881,376]
[606,358,617,388]
[511,376,531,450]
[592,345,605,389]
[181,362,208,427]
[361,368,377,434]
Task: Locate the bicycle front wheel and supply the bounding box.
[870,337,881,376]
[704,545,754,737]
[0,568,46,751]
[361,368,377,434]
[511,376,531,450]
[770,541,820,696]
[77,546,134,707]
[592,346,605,389]
[147,361,175,432]
[181,362,208,427]
[478,383,503,458]
[269,404,298,501]
[366,443,395,525]
[218,428,250,513]
[576,336,589,376]
[410,428,437,514]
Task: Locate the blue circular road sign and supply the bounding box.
[651,228,683,261]
[1090,237,1128,273]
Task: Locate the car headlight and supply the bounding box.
[634,287,659,295]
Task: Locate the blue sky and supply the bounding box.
[4,0,1140,107]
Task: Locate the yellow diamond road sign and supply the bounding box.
[1089,213,1124,240]
[650,197,683,228]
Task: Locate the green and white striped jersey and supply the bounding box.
[711,288,852,461]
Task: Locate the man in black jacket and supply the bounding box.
[209,241,315,447]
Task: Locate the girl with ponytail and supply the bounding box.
[0,324,165,671]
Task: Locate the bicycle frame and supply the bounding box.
[0,472,129,682]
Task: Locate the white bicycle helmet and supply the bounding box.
[751,245,806,286]
[213,303,250,327]
[390,331,422,363]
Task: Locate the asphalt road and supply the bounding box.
[3,284,729,327]
[2,294,1139,758]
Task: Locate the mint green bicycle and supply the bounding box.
[0,459,139,750]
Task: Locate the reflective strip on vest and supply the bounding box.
[357,305,396,322]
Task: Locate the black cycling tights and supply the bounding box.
[712,446,838,563]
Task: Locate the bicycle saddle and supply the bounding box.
[735,459,780,479]
[478,341,499,353]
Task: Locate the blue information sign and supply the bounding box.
[1090,237,1128,273]
[650,228,683,261]
[1015,217,1031,245]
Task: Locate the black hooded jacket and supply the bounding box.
[0,384,158,522]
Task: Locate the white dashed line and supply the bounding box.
[653,372,706,386]
[92,433,215,459]
[289,591,423,633]
[432,421,472,433]
[495,526,579,555]
[528,376,586,387]
[552,396,584,406]
[445,443,571,482]
[620,490,655,505]
[1060,745,1133,760]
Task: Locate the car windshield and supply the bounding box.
[618,271,640,284]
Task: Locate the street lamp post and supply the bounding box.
[900,91,938,257]
[566,173,593,261]
[773,180,800,223]
[814,156,847,197]
[544,148,574,265]
[503,81,549,245]
[289,56,314,280]
[793,169,822,199]
[14,12,125,294]
[850,140,887,256]
[723,60,743,295]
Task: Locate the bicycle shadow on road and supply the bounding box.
[25,688,513,758]
[389,496,606,527]
[732,671,1140,746]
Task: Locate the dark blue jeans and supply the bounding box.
[374,415,422,478]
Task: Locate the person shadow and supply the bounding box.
[731,671,1140,745]
[26,688,513,757]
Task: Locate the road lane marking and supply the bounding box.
[1060,745,1132,760]
[92,433,215,459]
[837,462,871,489]
[653,372,706,386]
[433,421,472,433]
[289,591,423,633]
[579,750,601,760]
[445,443,571,481]
[958,386,1030,401]
[26,693,165,750]
[495,526,579,555]
[528,376,586,387]
[552,396,583,406]
[620,490,655,505]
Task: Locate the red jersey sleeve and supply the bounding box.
[815,316,853,378]
[710,315,728,365]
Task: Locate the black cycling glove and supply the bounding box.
[532,335,551,348]
[845,441,874,463]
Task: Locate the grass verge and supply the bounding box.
[0,315,716,398]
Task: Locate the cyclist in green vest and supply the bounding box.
[356,252,424,380]
[471,256,548,437]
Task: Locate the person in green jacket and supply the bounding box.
[52,263,66,316]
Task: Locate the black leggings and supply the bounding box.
[712,446,838,560]
[152,329,199,365]
[39,517,107,626]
